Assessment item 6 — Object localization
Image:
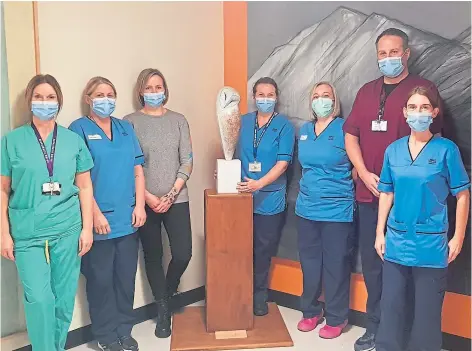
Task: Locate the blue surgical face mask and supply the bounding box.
[378,56,405,78]
[144,92,165,108]
[311,98,334,118]
[406,112,433,132]
[92,97,116,118]
[31,101,59,121]
[255,98,276,114]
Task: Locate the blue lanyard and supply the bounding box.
[31,122,57,179]
[253,112,277,160]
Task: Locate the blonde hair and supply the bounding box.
[135,68,169,107]
[82,76,117,112]
[25,74,63,112]
[309,81,340,120]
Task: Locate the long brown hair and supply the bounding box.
[25,74,63,112]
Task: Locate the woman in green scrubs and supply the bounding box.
[0,74,94,351]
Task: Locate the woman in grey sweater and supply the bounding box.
[124,68,193,339]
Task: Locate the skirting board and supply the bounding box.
[13,286,205,351]
[12,287,470,351]
[268,290,472,351]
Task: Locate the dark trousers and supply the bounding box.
[139,202,192,301]
[297,217,352,326]
[358,203,414,338]
[253,211,285,302]
[82,233,139,345]
[376,261,447,351]
[358,203,383,334]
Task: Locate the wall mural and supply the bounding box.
[247,7,471,295]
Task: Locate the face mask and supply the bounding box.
[255,98,276,113]
[92,97,116,118]
[311,98,334,118]
[378,56,405,78]
[144,92,165,108]
[406,112,433,132]
[31,101,59,121]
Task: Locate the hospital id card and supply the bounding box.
[249,161,262,173]
[371,120,388,132]
[42,182,61,195]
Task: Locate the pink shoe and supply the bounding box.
[319,320,348,339]
[297,312,324,332]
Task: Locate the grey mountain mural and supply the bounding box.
[248,7,471,293]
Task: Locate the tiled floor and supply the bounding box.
[71,305,366,351]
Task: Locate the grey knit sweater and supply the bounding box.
[123,109,193,204]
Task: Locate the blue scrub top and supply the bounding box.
[378,135,470,268]
[237,112,295,215]
[296,118,354,222]
[69,116,145,240]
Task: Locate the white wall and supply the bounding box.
[35,1,224,331]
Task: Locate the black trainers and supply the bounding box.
[253,291,269,316]
[155,297,172,338]
[354,331,376,351]
[253,300,269,316]
[119,336,139,351]
[98,340,124,351]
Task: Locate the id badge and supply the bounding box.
[249,161,262,173]
[371,120,388,132]
[42,182,61,195]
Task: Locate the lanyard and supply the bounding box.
[377,87,387,121]
[377,74,411,121]
[253,112,277,160]
[31,122,57,179]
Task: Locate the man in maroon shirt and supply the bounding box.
[343,28,444,351]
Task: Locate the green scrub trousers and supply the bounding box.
[15,227,81,350]
[1,124,94,351]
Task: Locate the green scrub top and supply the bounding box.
[1,124,94,249]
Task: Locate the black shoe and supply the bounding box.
[253,300,269,316]
[168,288,184,314]
[155,297,172,338]
[253,290,269,316]
[119,336,139,351]
[354,331,376,351]
[98,341,124,351]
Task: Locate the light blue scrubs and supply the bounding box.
[69,116,144,240]
[296,118,354,222]
[237,112,295,215]
[378,135,470,268]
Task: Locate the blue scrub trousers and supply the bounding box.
[253,211,285,304]
[81,233,139,345]
[15,229,81,351]
[297,217,352,326]
[358,203,414,341]
[376,261,447,351]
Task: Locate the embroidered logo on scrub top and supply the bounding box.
[328,136,334,141]
[300,135,308,141]
[428,159,437,165]
[88,134,102,140]
[272,128,278,132]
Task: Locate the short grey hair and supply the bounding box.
[309,81,340,120]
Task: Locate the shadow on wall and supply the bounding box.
[247,7,472,295]
[11,89,31,129]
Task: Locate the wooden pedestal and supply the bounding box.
[170,189,293,351]
[204,189,254,332]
